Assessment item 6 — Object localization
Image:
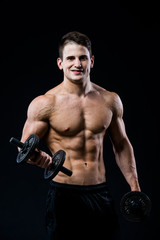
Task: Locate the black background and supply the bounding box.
[1,0,159,239]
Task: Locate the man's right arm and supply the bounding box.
[20,95,52,168]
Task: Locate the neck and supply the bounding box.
[63,77,92,96]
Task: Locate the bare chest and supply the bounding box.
[49,95,113,136]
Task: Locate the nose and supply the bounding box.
[74,58,81,68]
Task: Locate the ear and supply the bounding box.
[90,55,94,68]
[57,57,63,70]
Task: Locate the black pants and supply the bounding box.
[45,181,119,240]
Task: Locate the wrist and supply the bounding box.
[130,183,141,192]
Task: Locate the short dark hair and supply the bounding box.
[58,31,92,59]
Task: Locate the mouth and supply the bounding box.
[71,69,84,75]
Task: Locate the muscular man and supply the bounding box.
[20,31,140,239]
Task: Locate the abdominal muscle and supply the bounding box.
[46,130,107,185]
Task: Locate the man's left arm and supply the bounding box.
[108,93,141,192]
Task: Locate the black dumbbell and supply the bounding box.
[120,191,152,222]
[10,134,72,180]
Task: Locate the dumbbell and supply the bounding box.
[10,134,72,180]
[120,191,152,222]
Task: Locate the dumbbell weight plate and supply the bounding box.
[120,191,152,222]
[44,150,66,180]
[16,134,39,164]
[10,135,72,179]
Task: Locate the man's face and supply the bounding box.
[57,42,94,84]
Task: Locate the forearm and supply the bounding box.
[19,119,52,168]
[114,139,141,191]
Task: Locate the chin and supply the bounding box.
[70,77,84,84]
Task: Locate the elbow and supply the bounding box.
[113,137,134,157]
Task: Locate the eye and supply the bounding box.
[66,56,75,61]
[80,55,88,61]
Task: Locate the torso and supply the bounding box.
[44,83,114,185]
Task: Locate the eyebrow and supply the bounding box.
[66,56,75,59]
[66,55,88,60]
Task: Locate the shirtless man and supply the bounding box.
[20,32,140,239]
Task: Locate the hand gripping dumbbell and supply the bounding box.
[120,191,152,222]
[10,134,72,180]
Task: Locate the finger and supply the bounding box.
[42,157,52,168]
[38,152,52,168]
[27,151,42,165]
[35,151,52,168]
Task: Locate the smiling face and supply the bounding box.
[57,42,94,84]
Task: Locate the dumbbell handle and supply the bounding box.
[10,137,24,148]
[60,166,72,176]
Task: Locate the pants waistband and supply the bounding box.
[49,181,109,193]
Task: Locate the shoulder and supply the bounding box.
[109,92,123,117]
[29,94,54,109]
[27,93,55,121]
[92,83,123,117]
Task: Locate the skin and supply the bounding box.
[21,42,140,191]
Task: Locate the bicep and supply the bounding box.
[108,115,133,155]
[108,94,129,151]
[21,118,49,142]
[21,97,49,142]
[109,113,125,137]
